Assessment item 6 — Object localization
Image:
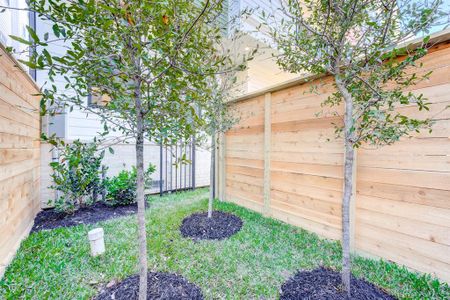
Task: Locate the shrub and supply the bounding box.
[49,140,105,213]
[105,164,156,206]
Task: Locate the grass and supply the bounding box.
[0,188,449,299]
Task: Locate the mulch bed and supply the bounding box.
[280,267,396,300]
[31,202,140,232]
[180,211,243,240]
[94,272,203,300]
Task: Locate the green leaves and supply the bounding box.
[9,35,33,46]
[269,0,442,148]
[48,140,105,213]
[9,0,249,157]
[26,25,40,44]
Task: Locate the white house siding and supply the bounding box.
[40,143,55,208]
[194,146,211,187]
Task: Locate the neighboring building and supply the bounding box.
[226,0,298,92]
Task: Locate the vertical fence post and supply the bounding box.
[165,146,168,192]
[159,143,163,196]
[219,132,226,201]
[101,165,106,203]
[263,92,272,216]
[192,137,196,190]
[214,133,219,199]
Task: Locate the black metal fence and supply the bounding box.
[158,138,196,196]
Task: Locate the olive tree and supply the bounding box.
[5,0,238,298]
[265,0,447,295]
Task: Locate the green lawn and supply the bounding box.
[1,188,448,299]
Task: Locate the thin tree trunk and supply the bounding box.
[208,127,216,218]
[135,83,148,300]
[335,77,355,297]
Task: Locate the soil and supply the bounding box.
[31,202,140,232]
[280,267,396,300]
[180,211,243,240]
[94,272,203,300]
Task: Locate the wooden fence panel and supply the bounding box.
[225,95,265,213]
[220,38,450,283]
[355,43,450,282]
[0,45,41,278]
[269,81,344,240]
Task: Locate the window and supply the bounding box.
[0,0,36,79]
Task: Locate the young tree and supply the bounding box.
[5,0,237,298]
[266,0,447,295]
[203,72,240,218]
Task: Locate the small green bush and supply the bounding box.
[49,140,105,213]
[105,164,156,206]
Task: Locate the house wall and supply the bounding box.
[218,36,450,283]
[0,44,41,278]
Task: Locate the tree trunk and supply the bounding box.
[208,127,216,218]
[335,77,355,297]
[135,84,148,300]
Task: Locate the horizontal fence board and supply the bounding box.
[355,231,450,283]
[356,208,450,246]
[356,195,450,227]
[271,189,342,218]
[355,223,450,271]
[226,191,264,213]
[0,116,40,138]
[0,149,38,166]
[271,199,341,228]
[271,161,343,179]
[357,167,450,190]
[270,207,341,240]
[358,152,450,172]
[226,157,264,169]
[271,151,344,165]
[0,133,38,149]
[0,97,39,128]
[271,183,343,205]
[356,180,450,209]
[271,170,343,192]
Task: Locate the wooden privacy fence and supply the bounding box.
[0,44,41,277]
[217,34,450,283]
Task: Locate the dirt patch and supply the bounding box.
[94,272,203,300]
[31,202,141,232]
[280,267,396,300]
[180,211,243,240]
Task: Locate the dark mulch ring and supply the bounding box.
[180,211,243,240]
[280,267,396,300]
[31,202,141,232]
[94,272,203,300]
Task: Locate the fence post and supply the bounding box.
[219,132,226,201]
[159,143,163,196]
[101,166,107,202]
[263,92,272,216]
[214,133,219,199]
